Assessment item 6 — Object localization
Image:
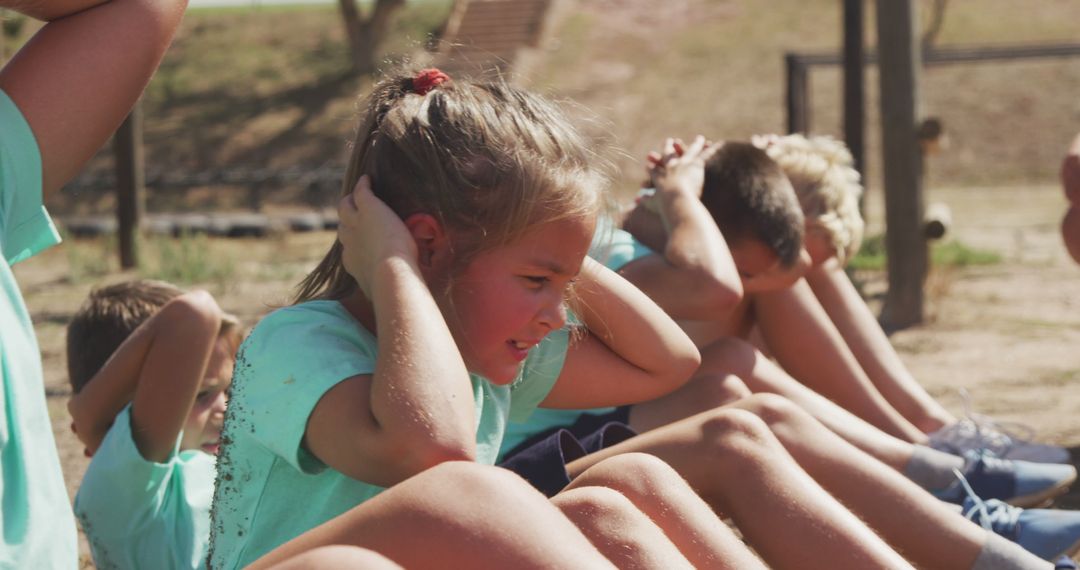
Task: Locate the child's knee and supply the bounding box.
[417,462,541,507]
[579,453,684,499]
[698,408,780,467]
[737,393,808,427]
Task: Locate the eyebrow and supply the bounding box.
[526,258,575,277]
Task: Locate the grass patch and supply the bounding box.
[849,234,1002,271]
[63,234,115,284]
[139,233,236,287]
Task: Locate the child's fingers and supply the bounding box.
[684,135,706,158]
[662,138,677,161]
[673,139,685,157]
[699,140,724,163]
[646,151,662,165]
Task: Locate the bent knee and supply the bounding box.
[553,485,644,526]
[699,408,778,457]
[578,453,683,497]
[737,393,807,426]
[415,462,541,506]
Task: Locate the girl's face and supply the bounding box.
[440,215,595,384]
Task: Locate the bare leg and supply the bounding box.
[565,453,767,570]
[728,394,1007,569]
[268,545,402,570]
[551,486,692,570]
[250,462,614,570]
[752,278,927,442]
[566,409,913,569]
[805,260,956,432]
[642,336,918,471]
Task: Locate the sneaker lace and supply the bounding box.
[954,467,1022,535]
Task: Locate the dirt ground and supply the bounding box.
[9,180,1079,565]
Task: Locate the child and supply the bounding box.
[501,137,1080,565]
[70,274,696,570]
[209,69,775,569]
[751,133,1071,462]
[66,280,240,569]
[0,0,188,566]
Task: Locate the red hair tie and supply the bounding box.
[412,68,450,95]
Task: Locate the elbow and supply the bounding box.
[674,343,702,386]
[687,265,744,318]
[652,336,701,394]
[396,438,477,478]
[165,291,222,332]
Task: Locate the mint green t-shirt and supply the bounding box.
[208,300,566,569]
[0,89,77,569]
[499,228,656,459]
[74,406,214,570]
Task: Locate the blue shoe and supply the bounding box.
[1055,556,1079,570]
[936,450,1076,508]
[928,389,1072,464]
[960,483,1080,561]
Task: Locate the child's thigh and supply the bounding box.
[251,462,604,570]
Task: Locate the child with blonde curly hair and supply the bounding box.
[751,133,1070,463]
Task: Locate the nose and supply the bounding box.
[211,392,228,417]
[538,297,568,331]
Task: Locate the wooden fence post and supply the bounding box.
[114,101,145,270]
[843,0,866,195]
[876,0,926,329]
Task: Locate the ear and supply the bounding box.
[404,213,452,272]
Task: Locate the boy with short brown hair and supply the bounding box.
[67,279,241,569]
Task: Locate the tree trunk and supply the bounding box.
[337,0,406,74]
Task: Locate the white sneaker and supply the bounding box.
[928,391,1072,464]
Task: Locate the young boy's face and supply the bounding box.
[729,235,810,294]
[181,334,234,455]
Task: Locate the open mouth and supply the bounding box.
[201,441,221,454]
[506,339,534,361]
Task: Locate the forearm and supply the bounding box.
[0,0,188,197]
[572,257,699,386]
[368,257,476,463]
[3,0,111,21]
[129,292,221,461]
[656,190,741,297]
[68,326,154,451]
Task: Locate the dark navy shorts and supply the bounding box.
[497,407,637,497]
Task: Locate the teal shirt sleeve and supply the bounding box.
[594,227,655,272]
[74,406,215,570]
[0,89,61,263]
[508,326,570,422]
[230,302,377,474]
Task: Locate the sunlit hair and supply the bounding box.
[752,134,865,264]
[700,142,805,268]
[293,68,608,303]
[66,280,242,394]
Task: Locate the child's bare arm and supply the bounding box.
[541,257,701,409]
[68,292,222,460]
[0,0,187,199]
[619,137,742,320]
[304,177,476,487]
